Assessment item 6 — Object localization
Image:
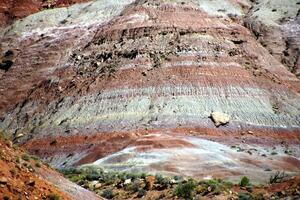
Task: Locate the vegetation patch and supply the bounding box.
[59,166,299,200]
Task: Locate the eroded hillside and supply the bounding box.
[0,0,299,189]
[0,133,100,199]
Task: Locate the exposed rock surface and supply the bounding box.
[0,133,100,200]
[0,0,299,183]
[245,0,300,75]
[0,0,90,27]
[210,111,230,127]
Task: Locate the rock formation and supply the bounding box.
[0,0,299,183]
[0,0,90,27]
[245,0,300,75]
[0,133,100,199]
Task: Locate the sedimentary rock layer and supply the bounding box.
[245,0,300,75]
[0,0,90,27]
[0,0,299,182]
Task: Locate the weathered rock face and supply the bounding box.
[0,0,90,27]
[245,0,300,75]
[0,0,300,182]
[0,134,100,200]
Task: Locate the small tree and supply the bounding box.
[240,176,250,187]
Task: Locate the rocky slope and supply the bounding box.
[245,0,300,75]
[0,0,90,27]
[0,133,100,199]
[0,0,299,184]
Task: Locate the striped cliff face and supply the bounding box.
[0,0,300,182]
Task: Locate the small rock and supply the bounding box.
[15,133,24,139]
[91,180,99,185]
[210,111,230,127]
[124,179,131,185]
[96,62,101,67]
[207,186,212,192]
[94,183,102,189]
[170,179,177,184]
[0,177,8,184]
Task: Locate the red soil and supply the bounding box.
[0,135,71,200]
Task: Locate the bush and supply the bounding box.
[199,179,233,195]
[238,192,253,200]
[173,175,183,181]
[155,174,170,188]
[100,172,118,184]
[86,173,101,181]
[22,153,30,161]
[66,174,85,183]
[174,179,196,199]
[137,189,146,198]
[127,180,141,193]
[47,193,60,200]
[269,171,287,184]
[101,189,114,199]
[240,176,250,187]
[35,162,42,168]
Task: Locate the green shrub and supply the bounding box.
[102,172,118,184]
[240,176,250,187]
[31,155,39,160]
[173,175,183,181]
[124,172,139,181]
[127,180,141,193]
[238,192,253,200]
[21,153,30,161]
[155,174,170,188]
[101,189,114,199]
[47,193,60,200]
[67,174,85,183]
[174,179,196,199]
[246,185,253,192]
[140,173,147,179]
[199,178,232,195]
[35,162,42,168]
[86,173,101,181]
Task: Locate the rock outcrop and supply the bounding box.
[0,133,100,200]
[245,0,300,75]
[0,0,90,27]
[0,0,299,182]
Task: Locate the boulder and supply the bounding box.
[210,111,230,127]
